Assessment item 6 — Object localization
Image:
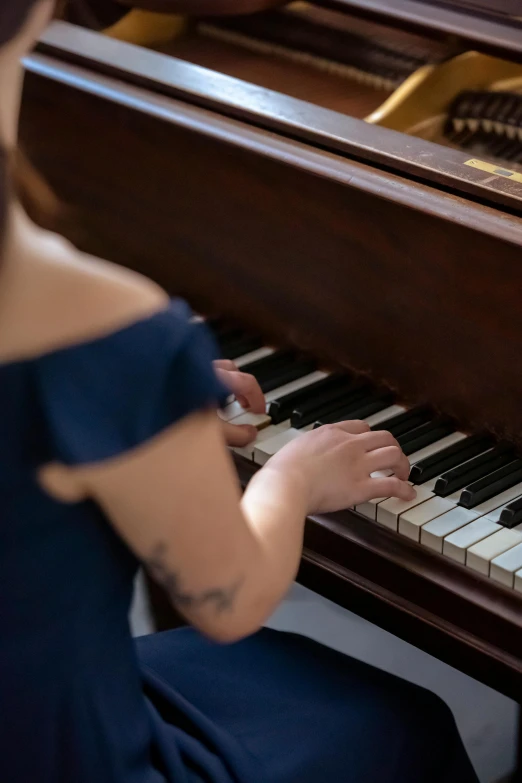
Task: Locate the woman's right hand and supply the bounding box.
[265,420,416,515]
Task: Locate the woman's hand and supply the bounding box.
[214,359,266,447]
[266,420,415,514]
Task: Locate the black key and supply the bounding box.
[241,350,316,393]
[500,496,522,529]
[260,358,317,394]
[409,432,495,485]
[220,335,264,360]
[371,406,433,438]
[459,459,522,509]
[434,442,516,497]
[291,384,371,429]
[268,373,352,425]
[398,417,455,457]
[313,391,395,428]
[207,317,233,337]
[240,349,295,380]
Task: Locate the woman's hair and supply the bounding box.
[0,1,61,257]
[0,148,60,258]
[14,148,60,227]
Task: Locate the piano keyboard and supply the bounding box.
[211,319,522,594]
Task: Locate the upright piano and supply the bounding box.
[19,0,522,715]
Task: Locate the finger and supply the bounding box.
[367,477,416,502]
[358,429,400,451]
[331,419,371,435]
[221,420,258,447]
[366,446,410,481]
[216,370,265,414]
[213,359,239,372]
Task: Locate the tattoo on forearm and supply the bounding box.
[146,542,244,614]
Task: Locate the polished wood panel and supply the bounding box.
[35,24,522,212]
[422,0,522,16]
[20,52,522,444]
[155,33,392,118]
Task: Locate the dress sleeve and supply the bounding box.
[35,300,229,466]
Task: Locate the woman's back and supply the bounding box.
[0,226,186,781]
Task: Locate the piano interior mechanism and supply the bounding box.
[103,0,522,164]
[19,0,522,702]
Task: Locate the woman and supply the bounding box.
[0,3,479,782]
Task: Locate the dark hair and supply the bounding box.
[0,2,60,257]
[14,148,60,227]
[0,1,44,47]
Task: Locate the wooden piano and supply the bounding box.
[19,0,522,732]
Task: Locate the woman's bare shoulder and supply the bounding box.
[0,226,169,362]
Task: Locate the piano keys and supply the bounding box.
[215,323,522,595]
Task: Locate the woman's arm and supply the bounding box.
[44,406,413,643]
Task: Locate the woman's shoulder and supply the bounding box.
[0,227,169,364]
[48,243,170,345]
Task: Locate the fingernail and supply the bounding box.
[243,426,257,441]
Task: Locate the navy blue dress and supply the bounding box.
[0,299,478,783]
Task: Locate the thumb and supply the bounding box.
[222,421,258,447]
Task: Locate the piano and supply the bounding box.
[19,0,522,725]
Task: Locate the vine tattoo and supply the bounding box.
[146,542,244,614]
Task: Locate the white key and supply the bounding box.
[234,421,290,460]
[407,432,467,466]
[419,505,479,552]
[356,497,386,521]
[437,483,522,554]
[438,486,522,563]
[355,472,392,520]
[514,569,522,593]
[471,481,522,517]
[467,526,522,576]
[490,543,522,588]
[265,372,328,404]
[253,425,313,466]
[235,346,274,367]
[443,516,500,564]
[376,485,434,531]
[227,410,271,429]
[364,405,406,427]
[400,495,457,542]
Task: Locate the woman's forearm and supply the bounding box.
[242,466,308,591]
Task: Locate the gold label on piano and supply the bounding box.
[464,158,522,184]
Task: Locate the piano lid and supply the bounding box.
[416,0,522,18]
